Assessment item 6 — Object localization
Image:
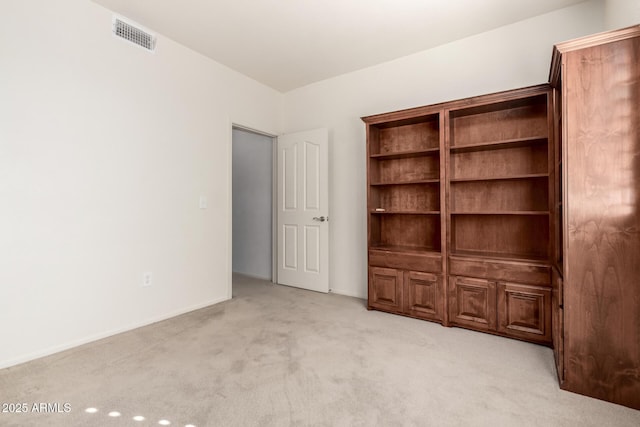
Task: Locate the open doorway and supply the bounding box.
[231,126,276,283]
[231,126,330,297]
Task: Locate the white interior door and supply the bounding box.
[277,128,329,293]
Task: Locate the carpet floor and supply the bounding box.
[1,273,639,427]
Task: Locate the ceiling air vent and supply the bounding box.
[112,16,156,52]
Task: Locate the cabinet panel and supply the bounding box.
[449,256,550,285]
[552,269,564,383]
[368,267,403,311]
[560,33,640,409]
[404,271,442,321]
[369,250,442,272]
[497,282,551,344]
[449,276,496,331]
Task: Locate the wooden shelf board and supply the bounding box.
[450,136,547,153]
[451,211,549,216]
[450,250,549,264]
[370,147,440,160]
[371,179,440,186]
[450,173,548,183]
[370,245,442,256]
[371,210,440,215]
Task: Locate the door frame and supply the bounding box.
[229,123,278,299]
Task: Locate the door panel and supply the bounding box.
[282,143,297,210]
[304,141,320,210]
[497,282,551,344]
[277,129,329,292]
[405,271,442,321]
[304,225,320,273]
[283,225,298,270]
[369,267,403,311]
[449,276,496,331]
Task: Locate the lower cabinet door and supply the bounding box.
[497,282,551,344]
[449,276,497,331]
[368,267,403,312]
[404,271,443,321]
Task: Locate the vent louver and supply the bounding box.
[112,17,156,51]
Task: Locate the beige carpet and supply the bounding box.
[1,273,639,427]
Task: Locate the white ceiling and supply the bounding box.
[92,0,586,92]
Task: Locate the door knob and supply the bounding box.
[312,216,327,222]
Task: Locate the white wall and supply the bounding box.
[605,0,640,28]
[0,0,609,368]
[0,0,282,368]
[282,0,605,299]
[232,128,273,280]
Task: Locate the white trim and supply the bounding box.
[331,288,366,299]
[227,118,234,300]
[232,124,278,138]
[0,296,229,370]
[272,136,278,284]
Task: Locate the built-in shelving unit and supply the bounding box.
[448,93,551,265]
[365,112,445,321]
[363,25,640,411]
[367,113,442,256]
[363,85,553,344]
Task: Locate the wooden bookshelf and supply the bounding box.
[363,25,640,411]
[363,85,553,343]
[365,111,445,321]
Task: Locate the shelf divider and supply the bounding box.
[371,210,440,215]
[450,173,548,183]
[371,179,440,186]
[450,211,549,215]
[450,136,547,153]
[370,147,440,160]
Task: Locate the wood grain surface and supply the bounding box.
[563,33,640,409]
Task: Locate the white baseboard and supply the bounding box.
[0,296,229,370]
[331,287,366,299]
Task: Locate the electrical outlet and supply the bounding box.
[199,195,208,209]
[142,272,152,287]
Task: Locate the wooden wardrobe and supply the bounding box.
[363,25,640,409]
[550,25,640,410]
